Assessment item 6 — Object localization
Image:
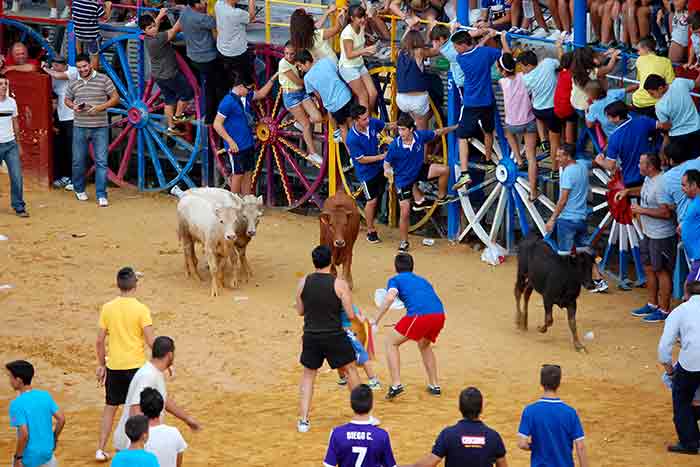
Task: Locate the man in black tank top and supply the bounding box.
[295,245,359,433]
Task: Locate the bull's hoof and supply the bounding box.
[537,325,548,333]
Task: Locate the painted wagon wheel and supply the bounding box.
[94,33,201,191]
[336,65,448,233]
[0,18,57,61]
[211,44,327,209]
[454,105,558,251]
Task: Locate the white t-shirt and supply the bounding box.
[113,362,167,451]
[339,25,365,68]
[310,29,338,64]
[52,66,79,122]
[0,96,18,143]
[215,0,249,57]
[145,424,187,467]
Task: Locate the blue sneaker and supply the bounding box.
[631,304,657,317]
[643,310,669,323]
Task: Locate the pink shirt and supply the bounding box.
[499,73,535,126]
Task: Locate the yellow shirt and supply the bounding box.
[339,25,365,69]
[278,58,303,92]
[98,297,153,370]
[310,29,338,64]
[633,54,675,108]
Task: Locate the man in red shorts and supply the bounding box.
[373,253,446,400]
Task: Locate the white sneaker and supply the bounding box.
[307,153,323,166]
[75,192,88,201]
[333,128,342,143]
[293,121,305,132]
[11,0,20,13]
[60,5,70,18]
[531,28,549,38]
[125,17,137,27]
[64,183,74,192]
[170,185,185,198]
[98,197,109,207]
[369,415,381,426]
[297,419,310,433]
[49,7,58,18]
[95,449,110,462]
[547,30,562,41]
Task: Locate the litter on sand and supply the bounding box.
[0,284,14,290]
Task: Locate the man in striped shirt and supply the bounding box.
[71,0,112,68]
[64,54,120,207]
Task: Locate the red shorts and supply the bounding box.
[395,313,445,343]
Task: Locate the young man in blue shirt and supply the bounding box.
[346,104,394,244]
[593,101,660,189]
[373,253,446,400]
[584,80,627,138]
[323,384,396,467]
[658,141,700,225]
[645,74,700,156]
[213,71,277,195]
[6,360,66,467]
[406,386,507,467]
[111,415,159,467]
[384,113,457,252]
[681,170,700,300]
[453,29,508,190]
[518,365,589,467]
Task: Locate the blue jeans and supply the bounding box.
[72,126,109,199]
[556,218,589,254]
[0,140,25,212]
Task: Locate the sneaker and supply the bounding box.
[75,192,88,201]
[49,7,58,18]
[666,442,699,455]
[516,28,531,35]
[53,176,71,188]
[531,28,549,38]
[15,209,29,218]
[333,128,342,143]
[95,449,110,462]
[366,231,381,244]
[297,419,310,433]
[368,415,381,426]
[453,173,471,190]
[539,140,550,154]
[385,384,405,400]
[170,185,185,198]
[172,114,191,123]
[337,376,348,386]
[427,384,442,396]
[11,0,19,13]
[590,279,608,293]
[307,153,323,166]
[412,198,429,212]
[508,26,519,33]
[293,121,305,132]
[547,30,562,41]
[436,194,459,205]
[376,46,392,60]
[60,5,70,18]
[643,310,669,323]
[64,183,74,192]
[398,241,409,253]
[98,197,109,207]
[368,377,381,390]
[631,304,657,317]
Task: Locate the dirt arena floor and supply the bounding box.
[0,186,697,466]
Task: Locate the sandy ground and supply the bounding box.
[0,185,697,467]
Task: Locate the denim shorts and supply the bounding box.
[77,37,100,56]
[507,119,537,135]
[282,89,310,109]
[345,329,369,365]
[556,218,589,254]
[339,64,368,83]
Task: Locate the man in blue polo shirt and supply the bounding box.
[374,253,446,400]
[453,29,507,190]
[518,365,589,467]
[296,50,353,143]
[681,170,700,299]
[346,104,392,244]
[645,74,700,156]
[213,72,277,195]
[383,114,457,252]
[406,386,507,467]
[593,101,659,188]
[659,142,700,225]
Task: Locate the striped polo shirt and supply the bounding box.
[71,0,105,41]
[65,70,116,128]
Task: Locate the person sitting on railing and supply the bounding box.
[388,0,443,26]
[665,0,689,63]
[454,29,507,190]
[645,73,700,152]
[339,5,378,113]
[290,6,346,65]
[508,0,551,37]
[215,0,256,88]
[396,30,432,131]
[295,49,353,143]
[473,0,514,32]
[0,43,39,74]
[71,0,112,69]
[599,0,623,47]
[546,0,572,41]
[629,36,674,119]
[685,11,700,69]
[584,79,627,139]
[278,41,323,166]
[139,10,193,137]
[359,0,391,53]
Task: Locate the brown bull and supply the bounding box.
[319,192,361,290]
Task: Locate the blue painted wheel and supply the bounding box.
[96,33,202,192]
[0,18,57,61]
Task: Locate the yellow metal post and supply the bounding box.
[326,0,345,196]
[265,0,271,43]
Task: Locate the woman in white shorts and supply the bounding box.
[339,5,378,111]
[396,30,432,129]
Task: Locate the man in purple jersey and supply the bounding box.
[324,385,397,467]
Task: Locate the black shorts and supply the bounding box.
[632,104,657,120]
[219,49,253,87]
[457,105,495,139]
[105,368,139,406]
[640,235,677,273]
[669,129,700,149]
[361,172,387,201]
[533,107,562,133]
[156,74,194,105]
[331,99,354,126]
[397,163,431,201]
[300,332,355,370]
[224,146,256,175]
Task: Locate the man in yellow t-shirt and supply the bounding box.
[632,37,675,118]
[94,267,155,462]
